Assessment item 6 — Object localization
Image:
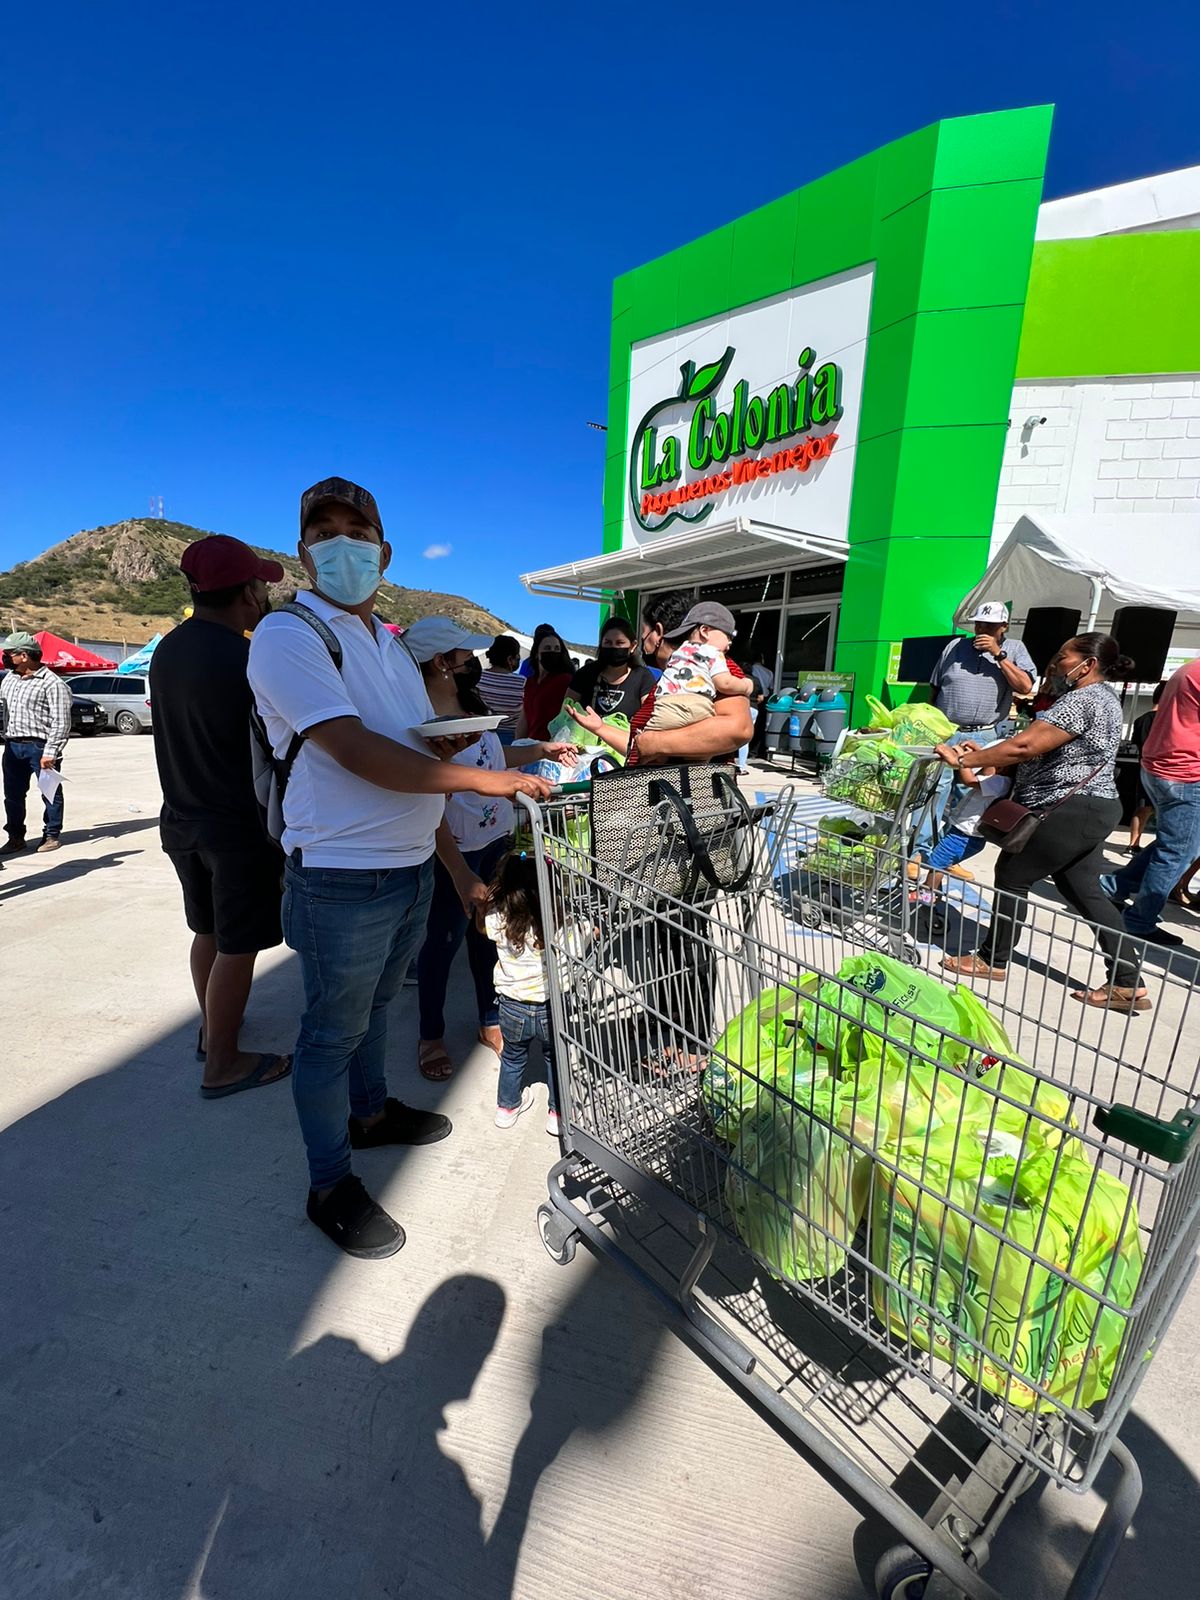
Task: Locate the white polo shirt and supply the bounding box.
[248,591,443,869]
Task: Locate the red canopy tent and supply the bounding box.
[32,632,117,672]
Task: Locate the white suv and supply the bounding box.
[66,673,153,734]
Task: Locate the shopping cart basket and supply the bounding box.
[522,787,1200,1600]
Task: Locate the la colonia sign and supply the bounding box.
[630,345,843,533]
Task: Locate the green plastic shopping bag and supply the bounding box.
[706,984,825,1140]
[871,1129,1142,1409]
[727,1063,871,1282]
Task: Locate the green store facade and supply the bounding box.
[524,106,1200,715]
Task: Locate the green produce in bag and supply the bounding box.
[727,1063,871,1282]
[872,1130,1142,1410]
[889,703,958,745]
[706,984,824,1140]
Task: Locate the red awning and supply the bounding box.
[33,632,117,672]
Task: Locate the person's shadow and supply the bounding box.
[189,1275,510,1599]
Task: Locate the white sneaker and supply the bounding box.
[495,1087,535,1129]
[546,1110,562,1139]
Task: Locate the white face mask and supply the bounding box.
[306,536,382,605]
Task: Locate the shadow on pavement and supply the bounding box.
[0,952,671,1600]
[0,848,142,900]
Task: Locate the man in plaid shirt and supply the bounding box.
[1,631,73,854]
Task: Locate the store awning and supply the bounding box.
[521,517,849,602]
[957,512,1200,649]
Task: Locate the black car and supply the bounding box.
[71,694,106,736]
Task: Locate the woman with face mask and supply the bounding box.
[514,631,574,743]
[938,632,1149,1012]
[562,616,656,731]
[401,617,578,1081]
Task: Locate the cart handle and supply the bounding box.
[1095,1102,1199,1164]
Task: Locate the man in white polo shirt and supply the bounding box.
[249,477,550,1260]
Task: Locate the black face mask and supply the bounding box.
[539,652,567,674]
[455,656,483,690]
[598,644,631,668]
[1,653,11,670]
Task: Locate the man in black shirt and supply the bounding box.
[151,535,292,1098]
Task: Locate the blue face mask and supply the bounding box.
[306,535,383,605]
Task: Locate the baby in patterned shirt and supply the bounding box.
[643,601,754,733]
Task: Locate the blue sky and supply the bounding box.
[2,2,1197,640]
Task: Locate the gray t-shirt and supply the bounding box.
[930,635,1037,727]
[1015,684,1122,809]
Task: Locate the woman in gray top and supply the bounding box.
[940,633,1148,1013]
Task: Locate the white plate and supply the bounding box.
[412,715,505,738]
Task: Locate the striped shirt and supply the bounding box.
[478,667,526,732]
[0,666,73,756]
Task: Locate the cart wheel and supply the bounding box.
[800,904,824,929]
[537,1203,579,1266]
[888,935,922,968]
[874,1545,934,1599]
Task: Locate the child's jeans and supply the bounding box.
[926,828,987,873]
[497,997,558,1113]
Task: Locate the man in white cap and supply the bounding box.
[918,603,1036,862]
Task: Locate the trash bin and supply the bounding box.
[811,690,849,770]
[764,693,795,755]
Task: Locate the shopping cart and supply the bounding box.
[788,744,944,965]
[522,785,1200,1600]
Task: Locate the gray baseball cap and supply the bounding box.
[1,630,41,654]
[663,601,737,642]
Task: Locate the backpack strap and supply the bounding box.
[269,602,345,795]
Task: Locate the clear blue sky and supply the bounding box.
[3,2,1197,640]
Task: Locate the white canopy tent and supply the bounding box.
[957,512,1200,660]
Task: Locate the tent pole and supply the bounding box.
[1086,577,1102,632]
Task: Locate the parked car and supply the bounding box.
[65,672,153,734]
[71,694,107,736]
[0,679,106,739]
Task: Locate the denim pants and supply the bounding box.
[416,834,510,1039]
[1111,771,1200,936]
[497,997,558,1113]
[3,740,64,840]
[915,725,1001,859]
[284,856,434,1190]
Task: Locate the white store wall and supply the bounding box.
[993,375,1200,552]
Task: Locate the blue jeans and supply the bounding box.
[497,997,558,1113]
[927,828,986,872]
[3,740,64,841]
[915,725,1001,859]
[416,834,510,1038]
[1111,771,1200,936]
[284,856,434,1190]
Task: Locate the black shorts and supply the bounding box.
[167,846,284,955]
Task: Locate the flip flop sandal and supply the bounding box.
[418,1042,454,1082]
[942,954,1007,981]
[199,1053,292,1099]
[1073,987,1152,1014]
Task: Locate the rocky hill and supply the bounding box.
[0,519,513,642]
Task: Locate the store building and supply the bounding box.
[524,107,1200,711]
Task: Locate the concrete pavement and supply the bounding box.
[1,736,1197,1600]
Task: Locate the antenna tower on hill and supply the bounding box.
[149,495,164,519]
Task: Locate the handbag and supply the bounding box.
[977,760,1109,854]
[588,759,760,904]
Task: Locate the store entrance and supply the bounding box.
[780,602,838,685]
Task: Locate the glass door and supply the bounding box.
[779,603,838,687]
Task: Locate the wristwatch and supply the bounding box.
[997,650,1009,662]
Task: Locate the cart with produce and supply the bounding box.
[522,778,1200,1600]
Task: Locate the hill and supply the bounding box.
[0,519,514,643]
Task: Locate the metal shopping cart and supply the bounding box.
[523,783,1200,1600]
[788,741,945,965]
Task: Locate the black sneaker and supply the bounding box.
[0,837,27,855]
[306,1175,405,1259]
[348,1096,452,1149]
[1141,927,1185,948]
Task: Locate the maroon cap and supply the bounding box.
[180,534,285,592]
[299,476,384,538]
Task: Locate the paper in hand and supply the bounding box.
[38,768,63,804]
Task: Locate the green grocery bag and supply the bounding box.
[548,705,629,762]
[705,984,825,1140]
[727,1062,871,1282]
[872,1130,1142,1410]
